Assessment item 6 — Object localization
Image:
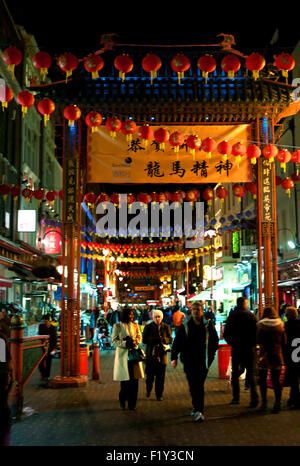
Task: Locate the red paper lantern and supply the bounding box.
[291,150,300,163]
[201,137,217,159]
[46,190,57,205]
[154,128,169,151]
[34,188,45,205]
[57,53,78,81]
[121,119,137,142]
[85,192,98,206]
[137,193,151,204]
[171,54,190,84]
[84,54,104,79]
[245,182,257,199]
[17,91,35,117]
[32,51,52,81]
[114,54,133,81]
[22,187,33,202]
[2,46,22,78]
[221,54,241,78]
[232,183,245,202]
[186,135,201,159]
[97,193,110,203]
[247,144,261,165]
[85,112,102,132]
[11,185,21,201]
[193,189,200,199]
[137,124,153,148]
[275,53,295,78]
[232,142,246,168]
[37,98,55,126]
[185,190,197,202]
[169,131,185,154]
[110,193,120,206]
[176,190,185,200]
[263,144,278,163]
[245,53,265,80]
[281,178,294,197]
[64,105,81,126]
[276,149,291,173]
[105,116,122,138]
[202,187,214,206]
[0,184,10,200]
[170,192,182,202]
[127,194,135,205]
[216,186,228,205]
[142,54,162,84]
[0,85,13,109]
[197,55,217,82]
[151,192,167,203]
[218,140,232,161]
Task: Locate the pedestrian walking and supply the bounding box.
[284,306,300,409]
[112,307,144,410]
[172,305,186,336]
[142,310,172,401]
[171,302,219,422]
[38,314,57,385]
[0,323,13,446]
[257,306,287,413]
[223,297,259,407]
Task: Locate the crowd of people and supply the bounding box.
[111,297,300,424]
[1,297,300,445]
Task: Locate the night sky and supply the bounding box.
[6,1,299,55]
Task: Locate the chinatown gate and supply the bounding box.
[34,38,298,386]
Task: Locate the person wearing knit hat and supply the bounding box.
[284,307,300,409]
[257,307,287,413]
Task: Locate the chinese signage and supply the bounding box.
[17,210,36,232]
[64,157,78,223]
[135,286,155,291]
[44,228,61,255]
[260,158,274,223]
[87,125,252,183]
[203,266,223,281]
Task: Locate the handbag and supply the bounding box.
[128,347,145,363]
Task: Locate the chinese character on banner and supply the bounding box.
[144,161,164,177]
[44,228,61,254]
[169,161,186,178]
[191,161,209,177]
[127,138,145,152]
[215,160,233,176]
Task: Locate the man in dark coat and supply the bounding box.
[224,296,258,407]
[143,310,172,401]
[171,302,219,422]
[38,314,57,384]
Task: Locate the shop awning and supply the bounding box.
[232,281,251,292]
[277,280,300,288]
[0,279,12,288]
[189,283,230,302]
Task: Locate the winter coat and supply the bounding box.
[38,323,57,353]
[112,321,144,381]
[142,321,172,365]
[224,309,257,349]
[171,316,219,369]
[284,319,300,369]
[257,318,287,370]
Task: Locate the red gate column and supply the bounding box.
[256,116,278,315]
[51,121,87,387]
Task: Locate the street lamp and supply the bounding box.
[185,257,190,305]
[205,228,217,312]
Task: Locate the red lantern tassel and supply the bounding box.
[40,68,48,81]
[7,64,15,79]
[236,155,241,168]
[202,71,208,84]
[223,154,228,162]
[280,163,286,173]
[92,71,99,79]
[251,157,257,165]
[1,102,8,110]
[21,106,27,117]
[252,70,259,80]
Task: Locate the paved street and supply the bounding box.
[11,349,300,446]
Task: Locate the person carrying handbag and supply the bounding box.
[112,308,144,410]
[143,310,172,401]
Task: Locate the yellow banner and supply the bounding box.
[87,124,252,184]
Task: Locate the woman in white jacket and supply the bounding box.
[112,308,144,410]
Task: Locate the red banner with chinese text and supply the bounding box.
[87,124,252,184]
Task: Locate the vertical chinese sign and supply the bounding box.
[256,116,278,314]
